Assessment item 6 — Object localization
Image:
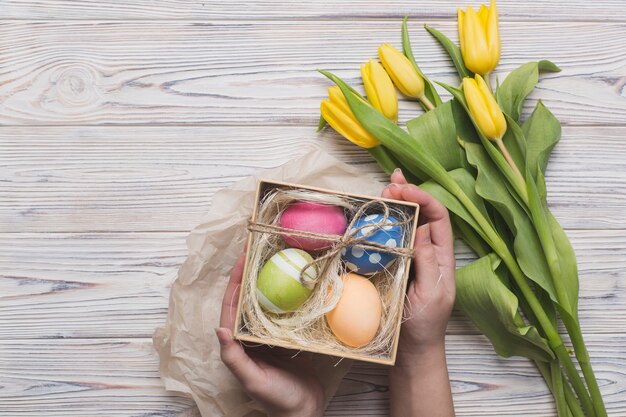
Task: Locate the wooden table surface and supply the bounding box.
[1,1,625,416]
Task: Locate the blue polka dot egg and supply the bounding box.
[341,213,404,275]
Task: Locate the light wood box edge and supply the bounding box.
[233,178,420,366]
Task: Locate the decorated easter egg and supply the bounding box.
[256,248,318,313]
[279,202,347,251]
[326,272,382,347]
[342,213,403,275]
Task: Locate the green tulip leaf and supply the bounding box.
[451,98,480,145]
[537,287,558,329]
[538,60,561,73]
[402,18,442,109]
[503,113,527,171]
[320,70,469,196]
[547,210,580,320]
[317,114,327,131]
[406,101,468,172]
[441,82,531,205]
[321,70,507,253]
[496,60,560,122]
[420,168,493,244]
[535,169,580,320]
[526,167,579,321]
[452,214,491,257]
[425,25,471,79]
[490,206,515,252]
[523,101,561,180]
[455,253,554,362]
[367,146,401,175]
[390,149,430,182]
[464,142,559,304]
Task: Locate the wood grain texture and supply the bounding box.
[0,21,625,126]
[1,126,625,233]
[3,1,626,415]
[1,230,624,339]
[3,0,626,21]
[331,334,626,417]
[0,338,197,416]
[0,335,624,416]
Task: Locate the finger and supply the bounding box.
[391,168,408,185]
[220,251,247,329]
[400,186,453,252]
[381,187,394,199]
[385,183,404,200]
[216,327,264,393]
[414,224,442,294]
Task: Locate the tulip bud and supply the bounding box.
[458,0,501,75]
[361,59,398,123]
[377,44,425,99]
[320,86,381,149]
[462,74,506,140]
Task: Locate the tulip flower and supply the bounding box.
[361,59,398,122]
[378,44,433,110]
[464,74,527,201]
[463,74,506,140]
[320,86,380,149]
[458,0,500,76]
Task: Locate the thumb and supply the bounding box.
[215,327,264,392]
[414,224,441,293]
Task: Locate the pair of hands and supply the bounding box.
[216,171,456,417]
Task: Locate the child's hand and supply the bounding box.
[382,169,456,357]
[383,169,456,417]
[216,253,324,417]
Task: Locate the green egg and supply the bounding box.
[256,248,318,313]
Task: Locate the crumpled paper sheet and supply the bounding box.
[153,148,387,417]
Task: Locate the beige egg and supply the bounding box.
[326,272,382,348]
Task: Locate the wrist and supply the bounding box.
[392,340,447,378]
[271,409,322,417]
[269,396,323,417]
[389,339,455,417]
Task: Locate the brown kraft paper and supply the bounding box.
[153,148,387,416]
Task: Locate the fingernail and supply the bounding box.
[418,224,431,244]
[393,168,402,174]
[215,328,228,346]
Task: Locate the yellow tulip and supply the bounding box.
[458,0,501,75]
[377,44,425,99]
[361,59,398,122]
[320,86,380,149]
[462,74,506,140]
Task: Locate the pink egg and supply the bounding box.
[279,202,347,251]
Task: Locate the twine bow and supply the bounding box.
[247,199,415,289]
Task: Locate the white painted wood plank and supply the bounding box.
[3,0,626,21]
[1,126,625,233]
[331,334,626,416]
[0,21,624,126]
[0,232,184,339]
[0,338,197,416]
[0,230,624,339]
[0,335,623,416]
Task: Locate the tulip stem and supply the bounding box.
[495,137,528,202]
[419,95,435,111]
[551,360,569,417]
[449,185,596,417]
[562,316,608,417]
[535,360,585,417]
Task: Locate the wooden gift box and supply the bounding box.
[233,179,420,365]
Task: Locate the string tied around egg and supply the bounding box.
[247,199,415,289]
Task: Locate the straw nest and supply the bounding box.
[238,186,415,360]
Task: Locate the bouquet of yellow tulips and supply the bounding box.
[318,2,606,416]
